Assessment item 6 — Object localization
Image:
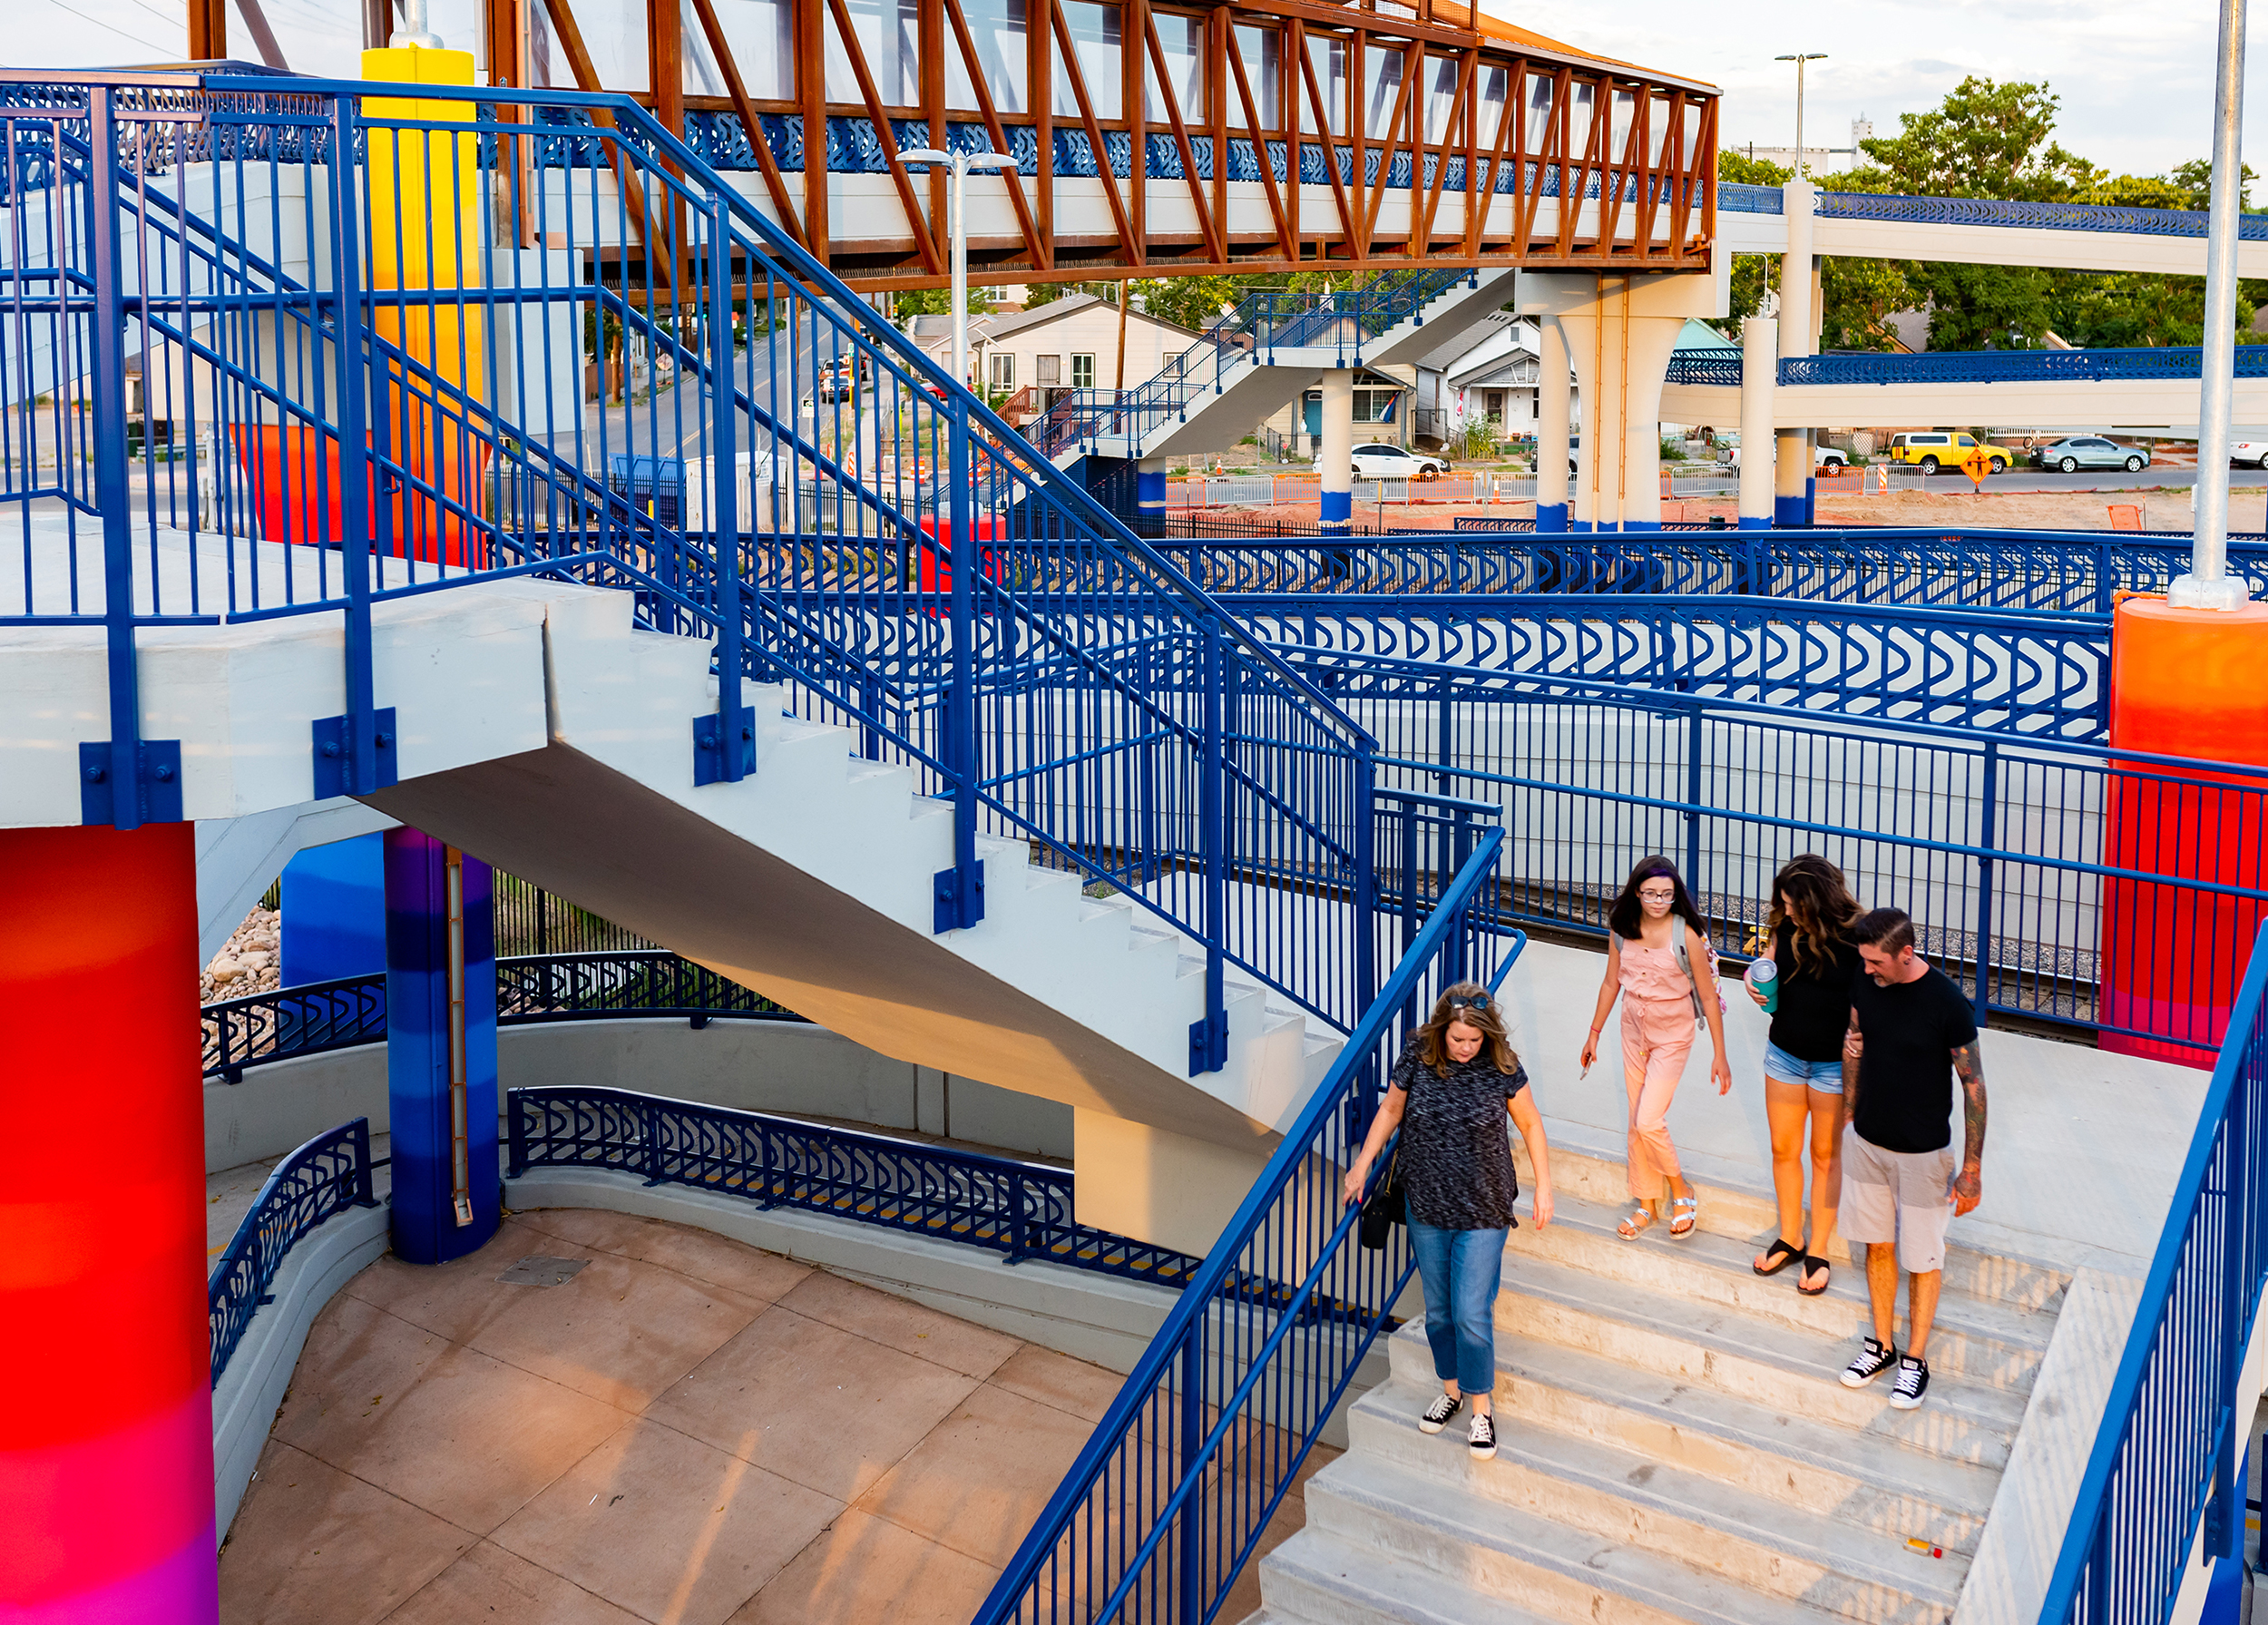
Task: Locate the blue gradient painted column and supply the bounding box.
[1776,179,1817,528]
[1318,370,1354,533]
[1136,456,1168,535]
[1535,318,1570,533]
[384,827,500,1265]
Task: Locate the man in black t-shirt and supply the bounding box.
[1833,908,1987,1414]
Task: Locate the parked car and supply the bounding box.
[2029,436,2149,474]
[1885,431,2013,475]
[1318,442,1449,480]
[2230,439,2268,467]
[1722,440,1848,473]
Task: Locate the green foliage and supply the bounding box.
[894,285,994,318]
[1731,76,2265,353]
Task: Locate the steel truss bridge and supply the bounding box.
[172,0,1717,288]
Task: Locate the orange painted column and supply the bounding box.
[0,824,214,1621]
[2101,596,2268,1065]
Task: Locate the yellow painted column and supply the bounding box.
[362,44,488,566]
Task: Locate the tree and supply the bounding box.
[894,285,992,320]
[1714,152,1911,350]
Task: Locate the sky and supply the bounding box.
[8,0,2261,181]
[1484,0,2263,181]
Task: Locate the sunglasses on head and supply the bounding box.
[1446,993,1491,1012]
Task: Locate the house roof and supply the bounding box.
[968,292,1211,348]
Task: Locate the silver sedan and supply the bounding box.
[2029,436,2149,474]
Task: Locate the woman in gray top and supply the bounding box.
[1342,983,1556,1461]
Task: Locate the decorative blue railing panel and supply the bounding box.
[1715,183,2268,239]
[973,832,1518,1625]
[506,1086,1205,1288]
[208,1118,377,1385]
[1779,345,2268,387]
[201,951,800,1079]
[2040,923,2268,1621]
[1663,348,1743,386]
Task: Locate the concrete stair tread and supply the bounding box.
[1349,1376,1971,1603]
[1305,1456,1858,1625]
[1526,1189,2055,1364]
[1499,1250,2030,1445]
[1259,1529,1564,1625]
[1456,1325,2003,1524]
[1525,1144,2069,1314]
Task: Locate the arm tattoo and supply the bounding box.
[1953,1039,1988,1168]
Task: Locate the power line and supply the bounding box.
[25,0,175,56]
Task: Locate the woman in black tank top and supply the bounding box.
[1746,856,1862,1297]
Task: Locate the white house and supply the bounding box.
[903,292,1214,425]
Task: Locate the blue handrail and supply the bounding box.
[200,949,802,1081]
[973,827,1518,1625]
[208,1118,378,1385]
[2038,922,2268,1620]
[506,1084,1205,1290]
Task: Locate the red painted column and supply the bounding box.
[0,825,217,1623]
[2101,598,2268,1066]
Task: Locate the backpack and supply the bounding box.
[1671,930,1726,1027]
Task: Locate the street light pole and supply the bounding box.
[1774,54,1827,177]
[2175,0,2253,607]
[894,148,1020,396]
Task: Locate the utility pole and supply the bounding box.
[2176,0,2253,607]
[1774,54,1828,177]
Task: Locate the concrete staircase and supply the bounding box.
[1253,1146,2067,1625]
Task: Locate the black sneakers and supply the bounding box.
[1889,1355,1931,1411]
[1468,1410,1497,1460]
[1840,1336,1900,1388]
[1417,1393,1462,1434]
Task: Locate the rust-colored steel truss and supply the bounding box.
[185,0,1716,290]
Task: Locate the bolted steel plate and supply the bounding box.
[497,1256,590,1287]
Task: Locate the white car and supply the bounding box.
[1320,442,1448,481]
[1723,442,1846,472]
[2232,440,2268,468]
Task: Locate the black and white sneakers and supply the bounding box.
[1889,1355,1931,1411]
[1417,1393,1462,1434]
[1840,1336,1900,1388]
[1467,1411,1497,1460]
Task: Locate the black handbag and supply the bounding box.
[1357,1143,1404,1250]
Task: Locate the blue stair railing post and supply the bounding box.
[935,397,984,932]
[2206,1059,2252,1560]
[695,192,754,788]
[1683,700,1705,889]
[349,1117,378,1208]
[1191,621,1229,1074]
[642,1096,666,1186]
[1177,1320,1205,1620]
[506,1091,529,1179]
[1353,740,1379,1117]
[1007,1167,1030,1260]
[80,84,181,829]
[1973,739,2000,1026]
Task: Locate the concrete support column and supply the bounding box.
[1557,287,1682,534]
[1135,454,1169,537]
[1777,180,1817,527]
[1738,316,1778,530]
[1,824,218,1624]
[1535,318,1571,533]
[385,827,501,1265]
[1318,369,1354,534]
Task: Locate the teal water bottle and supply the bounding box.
[1747,957,1779,1013]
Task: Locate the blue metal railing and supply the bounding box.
[1714,181,2268,240]
[973,829,1519,1625]
[4,71,1377,1052]
[200,949,800,1080]
[1235,592,2112,742]
[208,1117,378,1385]
[2040,923,2268,1620]
[1663,344,2268,387]
[506,1085,1204,1289]
[1309,651,2268,1060]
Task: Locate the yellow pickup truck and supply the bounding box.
[1883,432,2014,475]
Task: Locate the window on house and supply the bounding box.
[990,352,1016,389]
[1036,355,1061,386]
[1071,353,1096,388]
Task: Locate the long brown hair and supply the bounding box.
[1767,854,1862,975]
[1412,982,1520,1074]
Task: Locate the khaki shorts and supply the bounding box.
[1840,1124,1957,1275]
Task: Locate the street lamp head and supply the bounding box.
[966,152,1020,172]
[1774,53,1828,62]
[893,148,1019,173]
[895,148,953,167]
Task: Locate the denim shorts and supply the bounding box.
[1763,1041,1844,1092]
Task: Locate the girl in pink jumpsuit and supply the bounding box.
[1579,857,1732,1238]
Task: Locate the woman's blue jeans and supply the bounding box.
[1408,1219,1507,1396]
